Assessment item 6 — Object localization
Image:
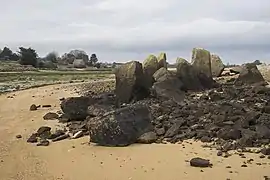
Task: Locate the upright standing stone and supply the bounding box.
[157,52,167,69]
[176,58,203,90]
[142,55,159,88]
[191,48,212,78]
[211,54,225,77]
[115,61,149,104]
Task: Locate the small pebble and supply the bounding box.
[16,135,22,139]
[217,151,222,156]
[226,166,231,169]
[260,155,266,159]
[241,164,248,168]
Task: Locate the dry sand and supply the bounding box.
[0,84,269,180]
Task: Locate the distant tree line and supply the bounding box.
[0,46,100,69]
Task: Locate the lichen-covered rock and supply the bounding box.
[234,63,266,85]
[88,104,153,146]
[143,55,159,88]
[157,52,167,69]
[191,48,212,78]
[176,58,203,90]
[115,61,149,104]
[211,54,225,77]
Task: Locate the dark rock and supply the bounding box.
[234,63,265,85]
[201,136,211,143]
[27,133,38,143]
[211,54,225,77]
[48,129,65,140]
[137,132,157,144]
[42,105,52,108]
[37,140,50,146]
[52,134,69,142]
[153,67,173,82]
[259,155,265,159]
[16,135,22,139]
[43,112,59,120]
[61,97,96,121]
[37,126,51,136]
[217,128,242,140]
[190,157,212,167]
[261,148,270,155]
[115,61,149,104]
[176,58,203,90]
[88,104,153,146]
[217,151,223,156]
[87,104,113,117]
[165,122,182,138]
[155,128,166,136]
[30,104,38,111]
[152,75,185,104]
[241,164,248,168]
[256,125,270,139]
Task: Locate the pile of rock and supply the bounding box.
[27,48,270,155]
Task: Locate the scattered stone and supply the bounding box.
[27,133,38,143]
[42,105,52,108]
[226,166,231,169]
[37,140,50,146]
[217,151,223,156]
[211,54,225,77]
[137,131,157,144]
[190,158,212,168]
[30,104,38,111]
[16,135,22,139]
[48,129,65,140]
[52,134,69,142]
[261,148,270,155]
[43,112,59,120]
[259,155,266,159]
[241,164,248,168]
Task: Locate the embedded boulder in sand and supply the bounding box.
[88,104,153,146]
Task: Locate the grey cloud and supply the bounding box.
[0,0,270,64]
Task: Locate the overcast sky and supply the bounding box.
[0,0,270,64]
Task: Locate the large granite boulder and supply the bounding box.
[191,48,212,78]
[152,67,185,103]
[142,55,159,88]
[61,97,95,121]
[88,104,153,146]
[153,67,173,82]
[211,54,225,77]
[115,61,149,104]
[234,63,266,85]
[157,52,167,69]
[176,58,203,90]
